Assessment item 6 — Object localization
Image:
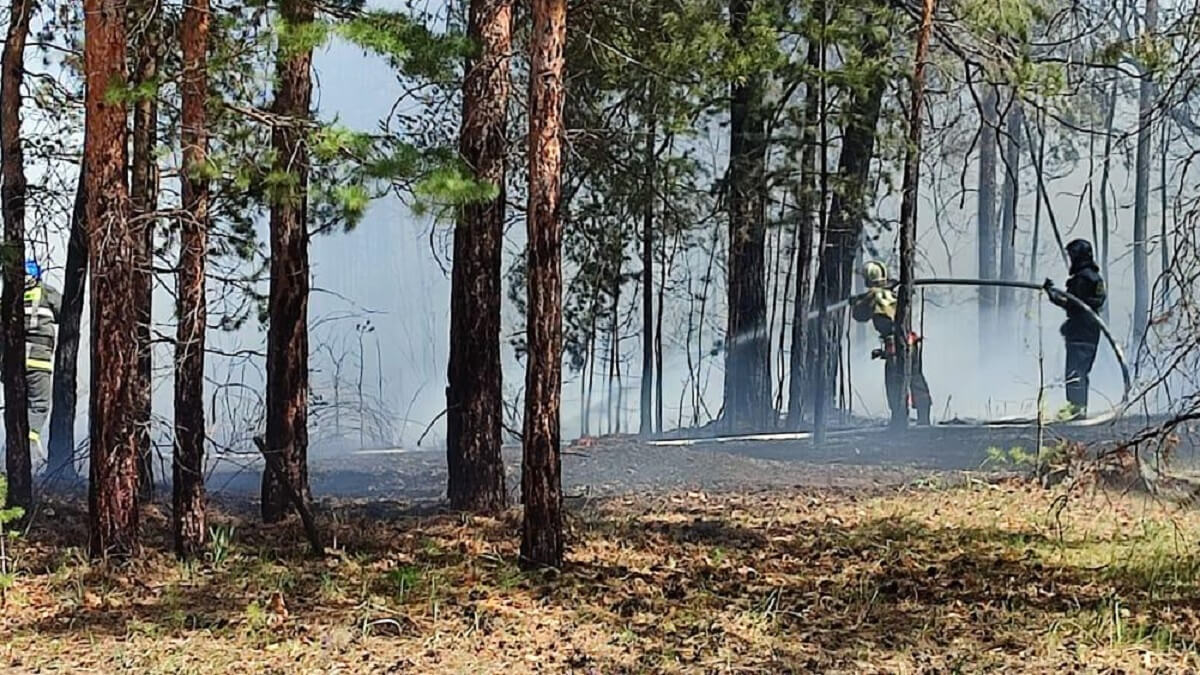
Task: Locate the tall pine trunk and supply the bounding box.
[1,0,34,509]
[895,0,936,428]
[639,113,655,436]
[521,0,566,569]
[174,0,209,558]
[997,102,1022,312]
[786,32,820,429]
[1131,0,1156,347]
[724,0,771,432]
[446,0,510,513]
[130,4,160,501]
[977,86,998,351]
[262,0,314,523]
[85,0,139,558]
[48,168,87,480]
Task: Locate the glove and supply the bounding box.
[1042,278,1055,292]
[870,348,885,360]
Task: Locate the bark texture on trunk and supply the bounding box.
[521,0,566,569]
[1,0,35,509]
[1132,0,1156,347]
[262,0,314,523]
[130,4,160,501]
[977,86,998,350]
[806,22,887,416]
[724,0,772,432]
[786,34,820,429]
[894,0,936,428]
[48,169,87,480]
[174,0,209,559]
[446,0,511,514]
[85,0,140,558]
[997,102,1022,311]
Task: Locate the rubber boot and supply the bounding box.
[916,407,931,426]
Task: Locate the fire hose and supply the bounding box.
[804,277,1132,405]
[651,277,1131,447]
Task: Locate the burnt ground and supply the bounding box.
[183,413,1198,510]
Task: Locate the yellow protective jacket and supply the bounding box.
[24,279,62,370]
[852,286,897,336]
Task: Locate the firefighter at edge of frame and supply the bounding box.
[23,259,62,465]
[851,260,933,426]
[1044,239,1106,420]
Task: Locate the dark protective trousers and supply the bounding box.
[883,336,932,423]
[1064,339,1098,414]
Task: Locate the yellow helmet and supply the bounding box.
[863,260,888,287]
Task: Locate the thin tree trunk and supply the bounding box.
[1159,118,1169,305]
[130,3,160,502]
[767,215,784,408]
[48,167,87,481]
[1132,0,1157,347]
[693,224,718,424]
[85,0,139,558]
[639,113,655,436]
[895,0,936,428]
[613,279,623,433]
[1099,79,1116,320]
[998,102,1023,311]
[606,280,616,434]
[655,227,678,433]
[174,0,209,559]
[446,0,511,513]
[811,11,831,445]
[520,0,566,569]
[786,32,819,429]
[977,85,999,353]
[1026,114,1045,284]
[583,291,599,435]
[1,0,35,510]
[262,0,314,523]
[724,0,772,432]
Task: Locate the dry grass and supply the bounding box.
[2,479,1200,673]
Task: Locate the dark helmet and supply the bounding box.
[1066,239,1094,265]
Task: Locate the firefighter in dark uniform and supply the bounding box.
[852,261,933,425]
[23,260,61,458]
[1044,239,1106,418]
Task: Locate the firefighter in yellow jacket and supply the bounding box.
[23,260,61,457]
[851,261,932,425]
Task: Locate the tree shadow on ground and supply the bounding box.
[7,488,1200,672]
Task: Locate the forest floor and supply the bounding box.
[5,473,1200,673]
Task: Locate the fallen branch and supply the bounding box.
[253,435,324,556]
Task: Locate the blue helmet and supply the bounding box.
[24,259,41,280]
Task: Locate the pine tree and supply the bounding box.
[521,0,567,569]
[1,0,35,509]
[48,170,86,481]
[723,0,772,432]
[85,0,140,558]
[894,0,936,428]
[262,0,316,523]
[446,0,511,514]
[130,0,162,501]
[174,0,211,558]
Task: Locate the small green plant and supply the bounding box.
[0,476,26,608]
[207,524,236,567]
[983,446,1038,469]
[1054,403,1083,422]
[243,600,269,633]
[386,565,422,601]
